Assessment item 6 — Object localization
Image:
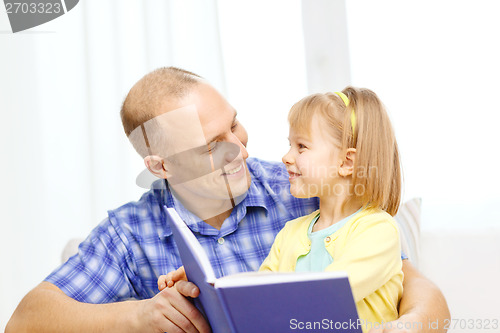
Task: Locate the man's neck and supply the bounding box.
[203,209,233,230]
[168,183,236,230]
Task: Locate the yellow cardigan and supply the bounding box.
[260,208,403,330]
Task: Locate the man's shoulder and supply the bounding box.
[247,157,288,183]
[245,157,318,220]
[106,180,167,235]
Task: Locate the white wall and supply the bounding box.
[345,0,500,229]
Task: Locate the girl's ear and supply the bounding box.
[144,155,170,179]
[339,148,356,177]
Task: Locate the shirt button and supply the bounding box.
[217,237,225,245]
[325,236,331,242]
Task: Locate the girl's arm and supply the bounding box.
[259,226,287,272]
[368,260,450,333]
[326,217,402,302]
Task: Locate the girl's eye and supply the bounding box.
[231,122,238,132]
[298,144,307,149]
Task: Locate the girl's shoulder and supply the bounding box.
[348,207,398,231]
[282,209,320,231]
[358,206,394,219]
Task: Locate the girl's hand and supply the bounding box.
[158,266,188,291]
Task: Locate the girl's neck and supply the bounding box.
[315,194,363,232]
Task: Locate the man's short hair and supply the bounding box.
[121,67,202,157]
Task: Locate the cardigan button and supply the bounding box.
[325,236,331,242]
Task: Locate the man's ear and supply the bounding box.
[144,155,169,179]
[339,148,356,177]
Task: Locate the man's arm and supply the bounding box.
[6,281,210,333]
[369,260,450,333]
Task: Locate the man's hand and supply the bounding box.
[145,266,207,333]
[136,281,209,333]
[367,313,424,333]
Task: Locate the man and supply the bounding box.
[7,67,449,333]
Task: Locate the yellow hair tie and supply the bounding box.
[335,91,356,137]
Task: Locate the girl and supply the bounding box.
[159,87,403,331]
[259,87,403,330]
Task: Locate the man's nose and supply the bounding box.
[237,139,249,160]
[225,133,248,162]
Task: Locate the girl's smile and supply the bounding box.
[287,170,302,180]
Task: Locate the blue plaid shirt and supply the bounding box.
[45,158,319,303]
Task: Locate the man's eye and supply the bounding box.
[298,144,307,149]
[231,122,238,131]
[207,142,217,153]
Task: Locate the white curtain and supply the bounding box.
[1,0,322,327]
[301,0,351,93]
[0,0,225,327]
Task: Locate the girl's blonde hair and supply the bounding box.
[288,86,401,216]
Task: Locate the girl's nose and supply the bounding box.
[282,149,293,165]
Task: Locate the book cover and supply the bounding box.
[165,207,362,333]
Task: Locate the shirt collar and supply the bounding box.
[160,176,269,238]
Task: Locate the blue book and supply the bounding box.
[165,207,362,333]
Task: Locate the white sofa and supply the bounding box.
[419,227,500,332]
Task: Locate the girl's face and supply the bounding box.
[282,115,343,198]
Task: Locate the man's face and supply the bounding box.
[161,83,251,210]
